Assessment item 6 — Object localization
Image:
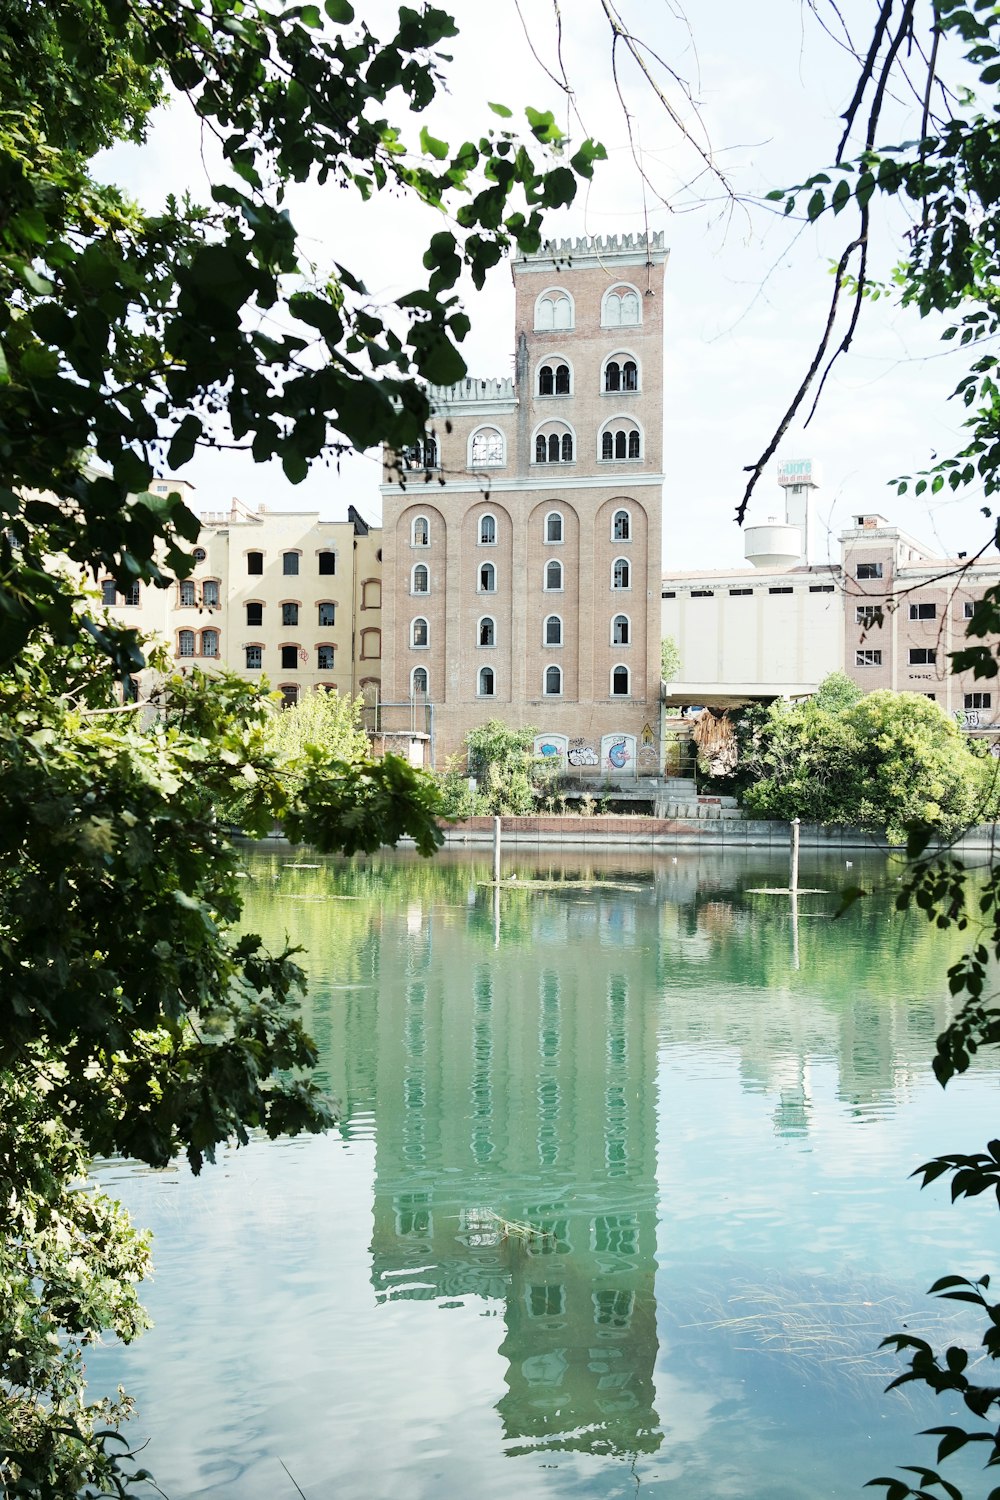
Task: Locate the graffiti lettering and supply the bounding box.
[567,745,599,766]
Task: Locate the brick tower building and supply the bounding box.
[381,232,668,771]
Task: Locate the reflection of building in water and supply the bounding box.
[368,897,662,1457]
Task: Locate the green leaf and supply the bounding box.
[325,0,354,16]
[807,188,825,222]
[488,101,513,117]
[420,126,449,160]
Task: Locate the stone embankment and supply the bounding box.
[436,816,1000,851]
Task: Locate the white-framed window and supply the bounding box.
[411,562,429,594]
[856,605,883,625]
[411,616,429,648]
[402,436,438,470]
[611,663,630,696]
[966,692,992,709]
[537,359,571,395]
[544,614,563,647]
[478,616,496,647]
[612,557,630,590]
[202,579,220,608]
[534,288,573,331]
[603,354,639,392]
[479,513,497,545]
[544,664,562,696]
[411,515,429,546]
[545,510,564,544]
[612,508,631,541]
[411,666,428,696]
[544,559,563,592]
[909,648,937,665]
[964,600,976,619]
[179,580,196,606]
[245,644,262,669]
[469,426,505,467]
[909,601,937,620]
[178,629,195,657]
[200,628,219,658]
[478,666,495,697]
[856,561,883,580]
[602,284,641,327]
[533,423,574,464]
[601,422,641,461]
[479,561,496,593]
[612,613,630,645]
[856,649,882,666]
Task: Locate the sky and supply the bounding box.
[102,0,990,571]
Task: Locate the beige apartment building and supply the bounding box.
[380,232,668,772]
[662,462,1000,734]
[102,479,383,705]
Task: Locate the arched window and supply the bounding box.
[612,614,630,645]
[537,360,570,396]
[605,361,620,393]
[479,616,495,647]
[424,435,438,469]
[180,580,196,606]
[246,602,263,627]
[561,433,573,462]
[545,511,563,543]
[201,628,219,658]
[470,427,504,466]
[478,666,495,697]
[602,432,613,460]
[538,365,553,395]
[247,551,263,575]
[601,424,641,461]
[479,514,496,545]
[202,579,220,608]
[623,360,638,391]
[613,509,631,541]
[544,614,563,646]
[613,558,630,590]
[603,286,641,327]
[545,559,563,591]
[544,665,562,696]
[318,601,335,626]
[282,602,299,626]
[411,563,429,594]
[245,644,262,669]
[547,433,559,463]
[411,515,429,546]
[534,290,573,330]
[282,552,300,576]
[629,430,640,458]
[280,644,299,670]
[360,627,380,659]
[479,561,496,593]
[411,617,429,648]
[615,431,626,459]
[535,435,547,464]
[318,550,336,576]
[411,666,428,696]
[178,629,195,657]
[317,645,335,670]
[280,685,299,709]
[361,579,381,609]
[555,363,570,394]
[612,664,630,696]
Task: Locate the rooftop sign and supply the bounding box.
[777,458,819,488]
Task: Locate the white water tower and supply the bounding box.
[743,458,821,569]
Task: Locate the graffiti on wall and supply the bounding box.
[567,737,599,767]
[533,733,568,766]
[601,734,637,773]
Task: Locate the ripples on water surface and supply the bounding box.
[89,846,999,1498]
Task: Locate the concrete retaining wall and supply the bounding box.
[436,815,1000,853]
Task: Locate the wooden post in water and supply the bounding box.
[493,816,502,886]
[790,817,800,895]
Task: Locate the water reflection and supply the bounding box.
[85,846,999,1500]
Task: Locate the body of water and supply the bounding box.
[89,846,999,1498]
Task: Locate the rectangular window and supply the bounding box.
[317,646,335,671]
[964,600,976,619]
[246,602,263,627]
[281,645,299,670]
[909,602,936,620]
[809,584,835,593]
[729,587,752,596]
[856,562,884,580]
[690,590,714,599]
[245,645,262,670]
[124,583,141,607]
[318,552,336,575]
[247,552,263,575]
[202,580,220,608]
[318,602,336,627]
[966,693,992,709]
[661,590,676,599]
[856,650,882,666]
[282,552,299,576]
[909,648,936,665]
[856,606,883,625]
[768,586,793,595]
[101,580,117,606]
[282,602,299,627]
